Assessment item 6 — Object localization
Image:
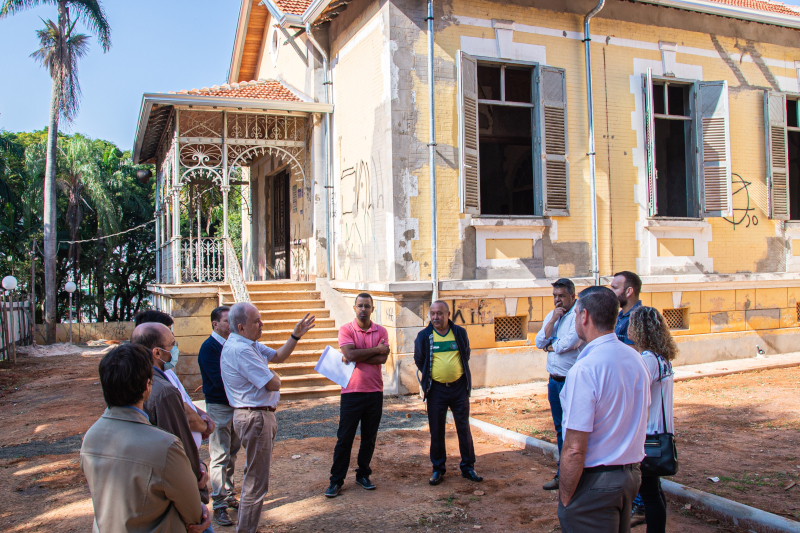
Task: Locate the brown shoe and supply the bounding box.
[214,508,234,527]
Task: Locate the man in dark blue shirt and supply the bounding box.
[610,271,642,346]
[198,306,241,527]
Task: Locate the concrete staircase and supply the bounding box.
[221,281,341,400]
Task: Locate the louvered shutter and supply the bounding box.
[697,81,732,217]
[643,69,657,217]
[458,51,480,214]
[538,66,569,216]
[765,91,789,220]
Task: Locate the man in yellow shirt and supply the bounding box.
[414,301,483,486]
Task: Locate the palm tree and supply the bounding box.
[0,0,110,343]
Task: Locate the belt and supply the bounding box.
[549,374,566,382]
[238,406,276,412]
[584,463,637,474]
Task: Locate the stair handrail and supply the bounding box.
[224,237,251,303]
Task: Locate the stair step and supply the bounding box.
[264,339,334,352]
[272,361,318,376]
[262,318,335,329]
[245,281,317,291]
[260,309,331,320]
[221,300,327,310]
[260,327,338,341]
[278,373,334,388]
[262,348,335,363]
[226,291,321,302]
[280,385,341,400]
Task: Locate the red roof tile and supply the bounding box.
[274,0,312,16]
[708,0,800,16]
[171,79,303,101]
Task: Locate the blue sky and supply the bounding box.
[0,0,241,150]
[3,0,800,151]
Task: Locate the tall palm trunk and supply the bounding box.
[43,76,59,344]
[44,0,67,344]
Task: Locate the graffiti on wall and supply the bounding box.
[722,173,758,230]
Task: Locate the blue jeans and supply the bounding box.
[547,377,566,474]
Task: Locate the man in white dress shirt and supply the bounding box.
[534,278,582,490]
[557,286,650,533]
[220,302,314,533]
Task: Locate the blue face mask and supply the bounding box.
[160,345,180,371]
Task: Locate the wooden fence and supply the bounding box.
[0,294,34,363]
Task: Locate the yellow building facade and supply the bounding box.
[156,0,800,394]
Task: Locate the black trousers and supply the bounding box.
[426,377,475,474]
[639,475,667,533]
[329,391,383,485]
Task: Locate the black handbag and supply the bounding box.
[640,355,678,477]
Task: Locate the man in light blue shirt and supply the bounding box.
[534,278,582,491]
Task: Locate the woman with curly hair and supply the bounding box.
[627,306,678,533]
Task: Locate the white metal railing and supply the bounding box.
[181,237,225,283]
[224,237,250,303]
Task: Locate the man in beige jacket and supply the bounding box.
[81,343,212,532]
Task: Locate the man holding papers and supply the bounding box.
[325,293,389,498]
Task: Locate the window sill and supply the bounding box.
[470,216,552,228]
[644,218,708,229]
[784,221,800,229]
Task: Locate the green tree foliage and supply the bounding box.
[0,129,155,322]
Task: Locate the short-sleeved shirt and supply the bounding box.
[560,333,651,467]
[615,300,642,345]
[220,332,280,408]
[431,328,463,383]
[338,320,388,394]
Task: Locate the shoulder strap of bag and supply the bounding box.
[656,353,667,432]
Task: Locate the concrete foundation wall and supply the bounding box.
[34,322,134,345]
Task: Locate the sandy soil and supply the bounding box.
[0,349,735,532]
[471,366,800,522]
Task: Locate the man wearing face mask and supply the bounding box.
[134,311,216,448]
[132,322,211,509]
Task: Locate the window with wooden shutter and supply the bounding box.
[697,81,732,217]
[765,91,789,220]
[643,68,658,217]
[458,51,480,214]
[537,66,570,216]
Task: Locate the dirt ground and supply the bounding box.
[0,349,750,532]
[471,366,800,523]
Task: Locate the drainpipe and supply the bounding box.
[427,0,438,302]
[584,0,604,286]
[306,24,333,280]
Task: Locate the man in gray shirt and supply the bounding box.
[534,278,582,491]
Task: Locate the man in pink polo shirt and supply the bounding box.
[325,293,389,497]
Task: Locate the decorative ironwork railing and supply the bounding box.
[224,237,250,303]
[181,238,225,283]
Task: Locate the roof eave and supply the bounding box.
[634,0,800,29]
[302,0,331,25]
[228,0,254,85]
[132,93,333,164]
[132,96,155,165]
[260,0,304,28]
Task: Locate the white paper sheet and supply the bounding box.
[314,346,355,388]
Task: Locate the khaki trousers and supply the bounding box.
[233,409,277,533]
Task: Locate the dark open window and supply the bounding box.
[787,98,800,219]
[477,64,535,216]
[652,81,696,218]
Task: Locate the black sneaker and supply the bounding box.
[214,508,234,527]
[355,476,376,490]
[324,482,342,498]
[631,503,646,527]
[542,475,559,491]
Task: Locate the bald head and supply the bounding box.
[131,322,174,368]
[229,302,262,341]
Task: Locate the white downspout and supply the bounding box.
[306,24,333,280]
[584,0,604,286]
[427,0,438,302]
